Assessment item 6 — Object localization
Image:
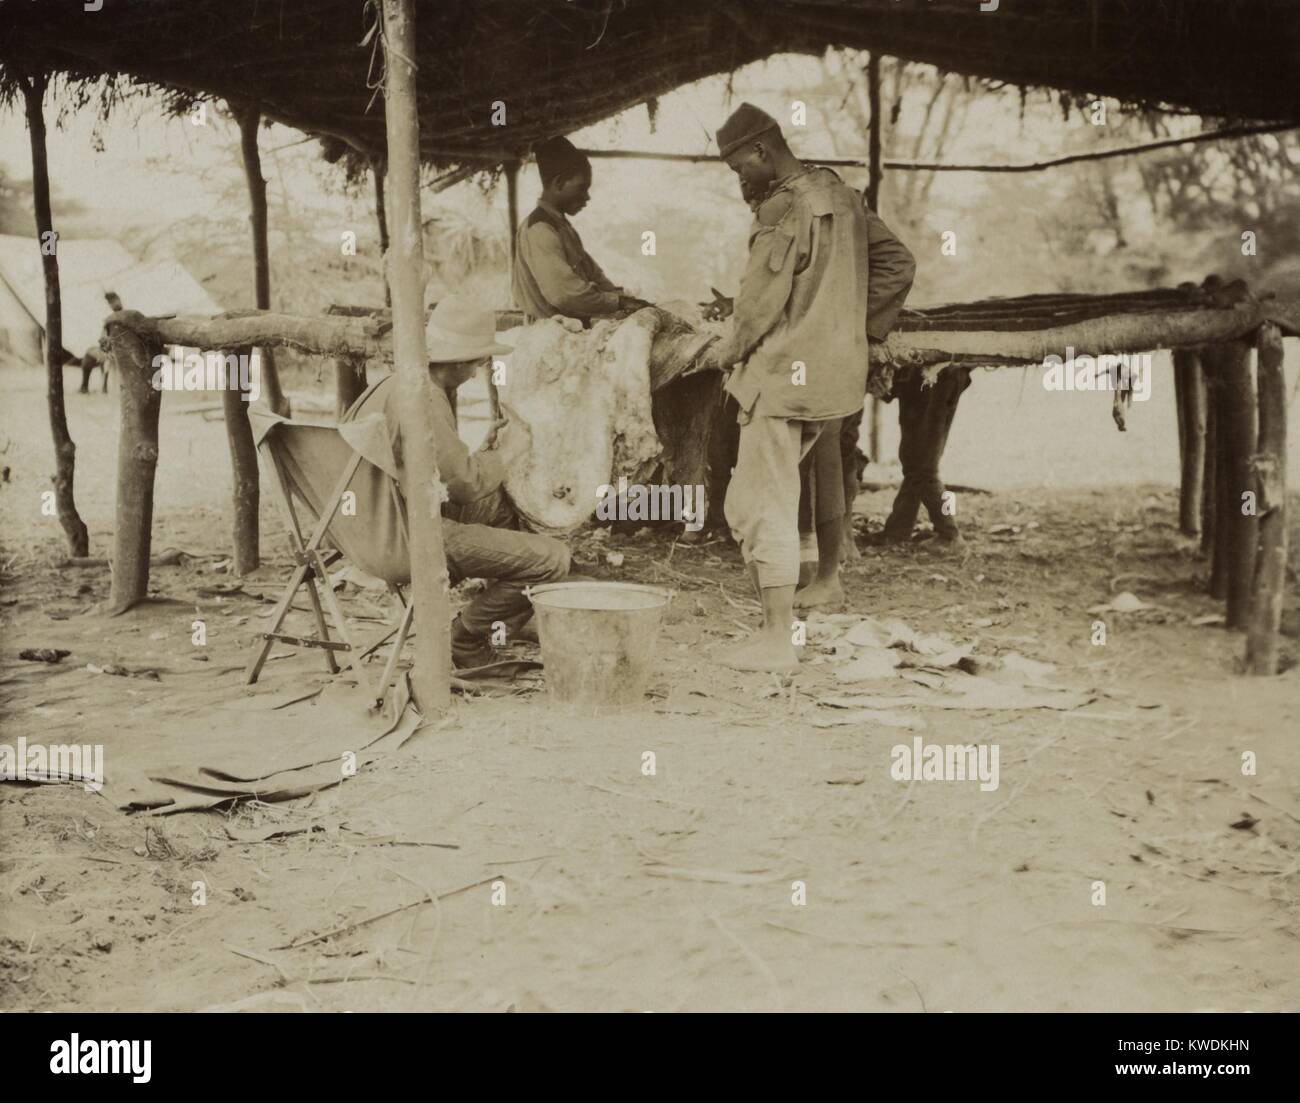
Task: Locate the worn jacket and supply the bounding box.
[714,166,871,421]
[512,199,621,321]
[864,207,915,340]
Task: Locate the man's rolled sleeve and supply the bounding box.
[864,208,916,340]
[429,389,506,503]
[385,381,505,504]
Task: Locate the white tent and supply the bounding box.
[0,235,220,367]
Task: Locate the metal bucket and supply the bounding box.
[527,581,671,708]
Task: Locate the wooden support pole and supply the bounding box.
[505,158,520,269]
[1215,340,1259,629]
[22,73,89,558]
[234,101,289,418]
[222,349,260,575]
[372,157,391,308]
[1173,347,1206,536]
[863,51,885,496]
[1245,323,1287,674]
[382,0,451,715]
[1200,356,1218,559]
[105,319,162,615]
[489,157,521,426]
[1210,375,1231,600]
[865,53,883,212]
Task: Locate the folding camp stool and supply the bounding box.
[245,406,414,708]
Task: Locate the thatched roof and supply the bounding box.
[2,0,1297,168]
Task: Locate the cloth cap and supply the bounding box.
[716,102,782,158]
[534,136,590,184]
[424,294,513,363]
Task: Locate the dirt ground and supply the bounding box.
[1,369,1298,1012]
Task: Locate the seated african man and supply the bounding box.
[339,294,570,669]
[512,135,647,324]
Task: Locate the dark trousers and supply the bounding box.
[883,366,971,538]
[443,488,570,639]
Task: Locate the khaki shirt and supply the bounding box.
[512,200,621,321]
[715,166,871,421]
[343,372,505,504]
[332,373,506,582]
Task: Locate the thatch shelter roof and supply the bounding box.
[2,0,1297,169]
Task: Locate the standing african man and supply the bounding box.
[706,103,871,673]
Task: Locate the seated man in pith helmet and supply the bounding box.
[341,294,570,669]
[512,135,647,324]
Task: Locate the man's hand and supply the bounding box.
[700,286,734,322]
[700,332,736,372]
[491,418,531,470]
[482,416,509,449]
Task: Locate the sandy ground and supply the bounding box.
[1,369,1298,1012]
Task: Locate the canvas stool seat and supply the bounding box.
[245,405,413,705]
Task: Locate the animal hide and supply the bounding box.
[497,310,666,534]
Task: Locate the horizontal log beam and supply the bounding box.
[106,309,389,361]
[108,294,1299,382]
[888,298,1288,367]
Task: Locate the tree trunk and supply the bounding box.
[382,0,452,715]
[222,351,260,574]
[372,157,391,308]
[23,74,89,557]
[234,101,289,417]
[1215,340,1258,628]
[105,318,162,614]
[1173,347,1206,536]
[1245,323,1287,674]
[334,354,368,419]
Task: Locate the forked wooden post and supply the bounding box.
[222,347,260,575]
[1245,323,1287,674]
[234,100,289,420]
[1199,355,1218,559]
[1172,347,1206,537]
[1218,339,1258,629]
[105,315,162,614]
[381,0,452,713]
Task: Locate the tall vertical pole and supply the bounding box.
[23,72,89,557]
[865,53,883,212]
[372,156,391,308]
[1173,347,1206,536]
[234,101,289,418]
[1245,323,1287,674]
[865,53,884,465]
[505,158,521,269]
[492,158,520,425]
[1218,339,1258,629]
[382,0,451,714]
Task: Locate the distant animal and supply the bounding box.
[78,290,123,394]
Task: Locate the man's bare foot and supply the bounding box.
[713,632,800,674]
[794,576,845,610]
